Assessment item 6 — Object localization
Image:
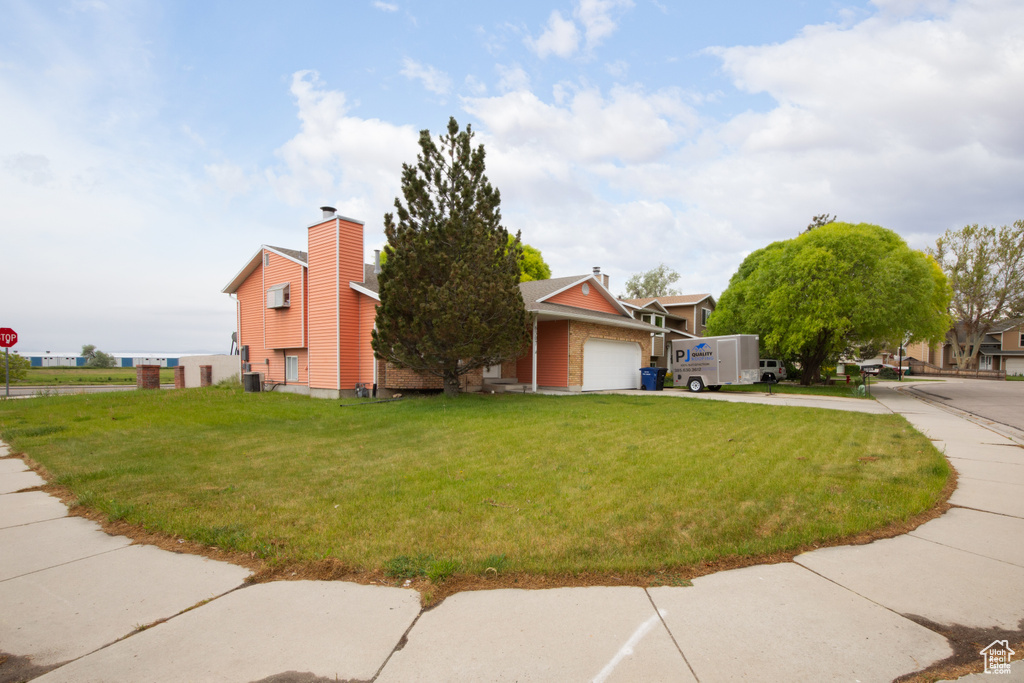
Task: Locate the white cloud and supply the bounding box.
[268,71,419,224]
[372,1,398,12]
[526,1,633,59]
[575,0,634,51]
[463,74,487,96]
[496,63,531,93]
[399,57,452,96]
[526,10,580,58]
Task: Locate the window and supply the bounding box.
[267,283,290,308]
[641,313,665,328]
[264,252,269,267]
[701,307,712,326]
[1020,332,1024,347]
[285,356,298,382]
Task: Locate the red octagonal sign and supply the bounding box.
[0,328,17,348]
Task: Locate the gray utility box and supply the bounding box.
[671,334,760,392]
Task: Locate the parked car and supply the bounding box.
[860,363,898,376]
[758,359,787,382]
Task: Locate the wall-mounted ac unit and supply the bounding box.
[266,283,290,309]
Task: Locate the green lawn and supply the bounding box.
[13,366,176,386]
[1008,375,1024,381]
[0,387,949,577]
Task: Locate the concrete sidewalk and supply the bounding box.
[1,386,1022,682]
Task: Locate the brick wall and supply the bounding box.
[567,322,652,388]
[382,361,484,392]
[173,366,185,389]
[136,365,161,390]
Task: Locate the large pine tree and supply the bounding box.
[372,117,529,397]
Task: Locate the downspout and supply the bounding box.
[335,219,340,394]
[532,316,538,393]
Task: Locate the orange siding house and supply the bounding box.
[224,208,664,397]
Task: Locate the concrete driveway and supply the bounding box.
[903,378,1024,436]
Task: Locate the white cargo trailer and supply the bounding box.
[671,334,761,392]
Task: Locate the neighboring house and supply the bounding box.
[620,294,716,367]
[222,207,663,397]
[906,317,1024,375]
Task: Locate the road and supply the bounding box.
[0,385,172,398]
[903,378,1024,433]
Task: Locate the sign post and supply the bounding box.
[0,328,18,398]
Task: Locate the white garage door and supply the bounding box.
[1006,357,1024,376]
[582,338,641,391]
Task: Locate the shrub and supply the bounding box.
[878,367,900,380]
[846,364,862,377]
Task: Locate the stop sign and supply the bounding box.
[0,328,17,348]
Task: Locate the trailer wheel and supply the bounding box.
[708,385,721,392]
[687,377,704,393]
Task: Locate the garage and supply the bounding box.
[582,338,641,391]
[1006,356,1024,376]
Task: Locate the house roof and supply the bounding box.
[221,245,308,294]
[622,293,716,308]
[351,264,380,301]
[989,317,1024,333]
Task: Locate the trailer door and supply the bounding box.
[719,338,738,384]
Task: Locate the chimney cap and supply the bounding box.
[320,206,337,219]
[592,266,601,275]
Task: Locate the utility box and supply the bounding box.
[671,335,760,392]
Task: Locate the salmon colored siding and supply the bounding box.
[307,217,365,392]
[547,282,619,314]
[234,253,310,386]
[517,320,569,387]
[338,220,363,389]
[263,253,305,350]
[358,294,378,385]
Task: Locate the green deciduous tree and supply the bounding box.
[2,352,30,383]
[89,351,116,368]
[623,264,681,299]
[81,344,115,368]
[929,220,1024,369]
[372,117,530,397]
[516,238,551,282]
[707,222,951,385]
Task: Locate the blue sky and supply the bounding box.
[2,0,1022,354]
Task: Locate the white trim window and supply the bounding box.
[979,354,993,371]
[701,307,712,326]
[285,355,299,382]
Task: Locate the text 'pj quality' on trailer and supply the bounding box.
[670,334,760,392]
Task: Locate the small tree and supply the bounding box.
[90,351,116,368]
[623,264,681,299]
[81,344,96,363]
[2,353,30,383]
[372,117,530,397]
[929,220,1024,369]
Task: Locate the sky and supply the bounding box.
[1,0,1022,354]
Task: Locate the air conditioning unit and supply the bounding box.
[266,283,290,309]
